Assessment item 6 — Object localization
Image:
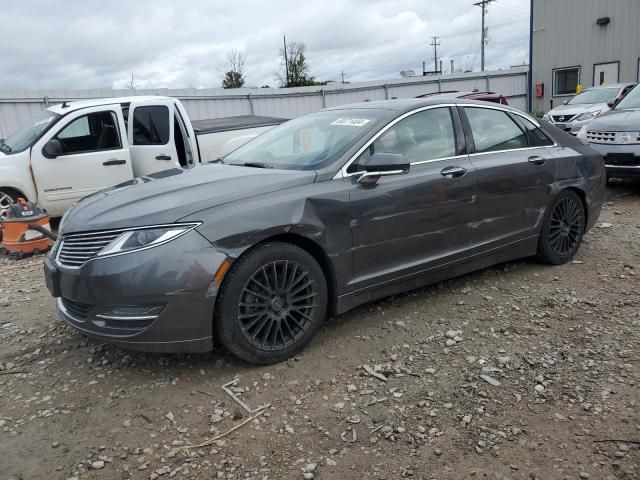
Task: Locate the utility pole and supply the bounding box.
[340,70,345,84]
[283,34,289,87]
[473,0,494,72]
[430,37,441,73]
[422,60,426,76]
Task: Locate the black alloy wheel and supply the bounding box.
[215,242,328,364]
[237,260,318,351]
[538,190,585,265]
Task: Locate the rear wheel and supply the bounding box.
[537,190,586,265]
[215,242,328,364]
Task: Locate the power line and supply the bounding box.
[473,0,495,72]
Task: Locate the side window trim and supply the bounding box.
[345,105,459,173]
[461,106,529,154]
[53,110,123,157]
[341,104,459,177]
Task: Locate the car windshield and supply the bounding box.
[567,88,618,105]
[614,84,640,109]
[225,109,386,170]
[1,109,61,153]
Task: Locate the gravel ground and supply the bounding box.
[1,181,639,480]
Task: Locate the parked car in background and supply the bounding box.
[543,83,635,134]
[44,98,605,364]
[0,96,285,217]
[576,83,640,179]
[416,90,508,105]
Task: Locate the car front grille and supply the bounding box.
[587,131,617,143]
[57,230,121,268]
[552,115,576,123]
[587,131,640,145]
[61,297,94,321]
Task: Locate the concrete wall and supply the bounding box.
[531,0,640,113]
[0,67,528,138]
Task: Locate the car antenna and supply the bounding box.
[61,101,69,108]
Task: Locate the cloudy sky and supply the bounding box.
[0,0,530,90]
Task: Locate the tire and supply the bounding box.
[0,188,18,219]
[537,189,586,265]
[214,242,328,364]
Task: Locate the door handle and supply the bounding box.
[440,166,467,178]
[528,155,546,165]
[103,159,126,166]
[156,154,172,160]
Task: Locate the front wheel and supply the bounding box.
[537,190,586,265]
[215,242,328,364]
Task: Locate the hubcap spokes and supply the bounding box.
[0,193,13,219]
[237,260,317,351]
[548,197,582,256]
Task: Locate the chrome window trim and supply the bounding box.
[335,103,550,179]
[467,145,553,157]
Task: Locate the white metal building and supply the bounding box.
[530,0,640,113]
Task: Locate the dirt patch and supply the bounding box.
[1,181,639,480]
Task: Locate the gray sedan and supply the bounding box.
[44,99,605,364]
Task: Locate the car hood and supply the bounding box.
[586,109,640,131]
[60,164,317,233]
[547,103,608,117]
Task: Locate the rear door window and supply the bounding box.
[55,111,121,155]
[512,115,554,147]
[464,107,528,153]
[132,106,170,145]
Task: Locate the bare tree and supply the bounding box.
[127,72,137,89]
[221,49,247,89]
[277,41,314,87]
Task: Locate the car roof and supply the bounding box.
[585,83,636,91]
[323,97,526,117]
[46,96,169,114]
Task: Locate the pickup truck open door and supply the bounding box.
[126,99,182,177]
[30,104,133,216]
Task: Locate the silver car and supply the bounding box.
[576,83,640,179]
[543,83,635,134]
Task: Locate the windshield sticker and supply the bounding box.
[34,117,54,127]
[330,118,371,127]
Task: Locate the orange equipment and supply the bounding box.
[0,198,56,259]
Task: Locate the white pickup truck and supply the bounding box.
[0,96,285,217]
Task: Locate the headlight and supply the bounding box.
[574,110,601,122]
[542,114,550,121]
[98,223,200,257]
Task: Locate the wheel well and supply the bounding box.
[564,187,588,230]
[0,187,25,201]
[251,233,338,316]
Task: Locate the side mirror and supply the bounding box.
[607,100,616,109]
[43,139,63,158]
[358,153,410,184]
[562,100,569,105]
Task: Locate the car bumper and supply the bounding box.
[44,230,228,353]
[588,144,640,178]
